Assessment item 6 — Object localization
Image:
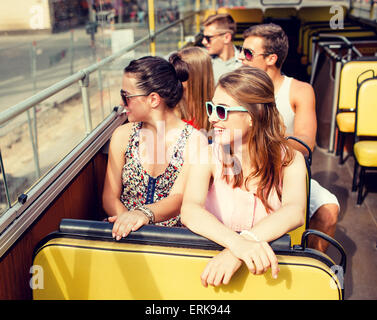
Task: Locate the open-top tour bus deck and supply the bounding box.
[0,0,376,300]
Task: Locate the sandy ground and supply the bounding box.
[0,75,121,210]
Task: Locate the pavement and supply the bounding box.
[311,146,377,300]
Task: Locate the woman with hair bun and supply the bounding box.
[102,56,198,240]
[169,46,215,131]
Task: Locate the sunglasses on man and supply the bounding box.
[206,101,248,121]
[201,32,227,43]
[241,47,271,61]
[120,89,147,106]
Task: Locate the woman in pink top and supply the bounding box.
[181,66,307,287]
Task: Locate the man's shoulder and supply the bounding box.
[289,78,315,105]
[290,78,315,99]
[288,77,316,112]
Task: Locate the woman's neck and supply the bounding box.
[141,108,185,150]
[143,108,183,133]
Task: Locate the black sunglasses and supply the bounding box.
[242,47,271,61]
[202,32,226,43]
[120,89,147,106]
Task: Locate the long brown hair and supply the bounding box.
[170,47,214,130]
[218,66,294,212]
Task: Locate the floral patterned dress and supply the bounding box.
[120,122,193,226]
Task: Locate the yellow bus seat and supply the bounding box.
[336,113,356,133]
[352,77,377,204]
[32,220,346,300]
[336,59,377,164]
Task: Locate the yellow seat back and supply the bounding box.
[356,77,377,137]
[339,60,377,111]
[352,77,377,204]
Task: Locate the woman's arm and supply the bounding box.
[182,149,306,286]
[181,145,279,285]
[110,191,184,240]
[290,80,317,154]
[102,124,132,217]
[109,128,206,239]
[102,123,150,239]
[181,145,224,239]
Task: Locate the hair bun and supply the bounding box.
[169,52,189,83]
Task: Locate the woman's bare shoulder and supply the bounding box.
[109,122,135,151]
[112,122,134,138]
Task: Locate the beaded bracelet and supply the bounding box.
[135,206,155,224]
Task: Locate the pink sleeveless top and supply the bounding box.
[204,145,282,232]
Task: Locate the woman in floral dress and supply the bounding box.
[102,56,202,240]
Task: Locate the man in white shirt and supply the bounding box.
[201,13,242,83]
[239,23,339,253]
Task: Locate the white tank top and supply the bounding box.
[275,76,295,135]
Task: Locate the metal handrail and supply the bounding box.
[0,9,201,216]
[0,108,125,256]
[0,36,147,127]
[153,11,198,37]
[318,33,363,58]
[0,11,199,127]
[260,0,302,6]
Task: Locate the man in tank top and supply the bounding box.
[239,23,339,253]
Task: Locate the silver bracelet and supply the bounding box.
[135,206,155,224]
[240,230,260,242]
